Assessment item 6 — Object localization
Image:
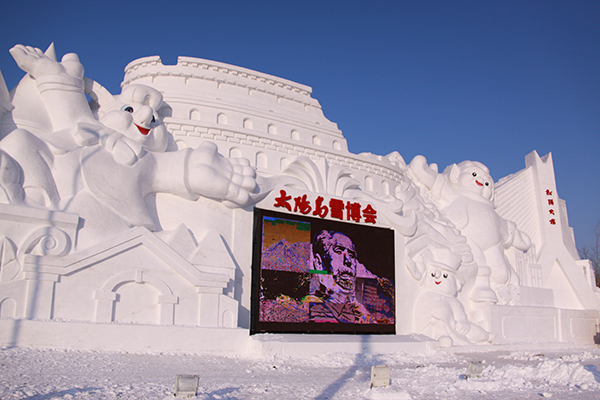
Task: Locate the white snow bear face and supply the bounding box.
[455,161,494,201]
[99,85,168,152]
[426,268,458,296]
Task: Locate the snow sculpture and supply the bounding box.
[0,42,596,353]
[0,44,261,246]
[407,247,492,346]
[408,155,532,303]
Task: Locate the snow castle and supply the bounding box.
[0,44,597,355]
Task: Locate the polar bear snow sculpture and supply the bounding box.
[408,155,532,303]
[407,247,492,346]
[0,44,262,247]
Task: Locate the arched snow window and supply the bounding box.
[189,109,201,120]
[0,298,16,318]
[365,176,373,191]
[229,147,242,158]
[382,180,390,195]
[256,152,268,168]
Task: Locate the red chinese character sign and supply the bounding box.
[251,208,395,335]
[545,188,558,227]
[271,189,379,226]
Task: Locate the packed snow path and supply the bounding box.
[1,346,600,399]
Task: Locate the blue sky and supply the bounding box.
[1,1,598,249]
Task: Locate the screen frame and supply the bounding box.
[250,208,396,335]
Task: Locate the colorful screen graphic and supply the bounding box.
[251,208,396,334]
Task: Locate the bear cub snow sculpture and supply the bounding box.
[407,247,492,347]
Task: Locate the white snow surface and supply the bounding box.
[2,345,600,399]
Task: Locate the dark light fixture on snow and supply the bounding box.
[174,375,199,398]
[370,365,390,388]
[465,361,484,379]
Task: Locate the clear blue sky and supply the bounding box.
[1,1,598,249]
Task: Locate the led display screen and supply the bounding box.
[251,208,396,334]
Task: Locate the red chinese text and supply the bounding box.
[272,190,377,224]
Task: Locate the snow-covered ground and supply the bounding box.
[2,345,600,399]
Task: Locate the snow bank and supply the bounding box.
[2,347,600,399]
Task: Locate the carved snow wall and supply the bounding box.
[0,205,238,328]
